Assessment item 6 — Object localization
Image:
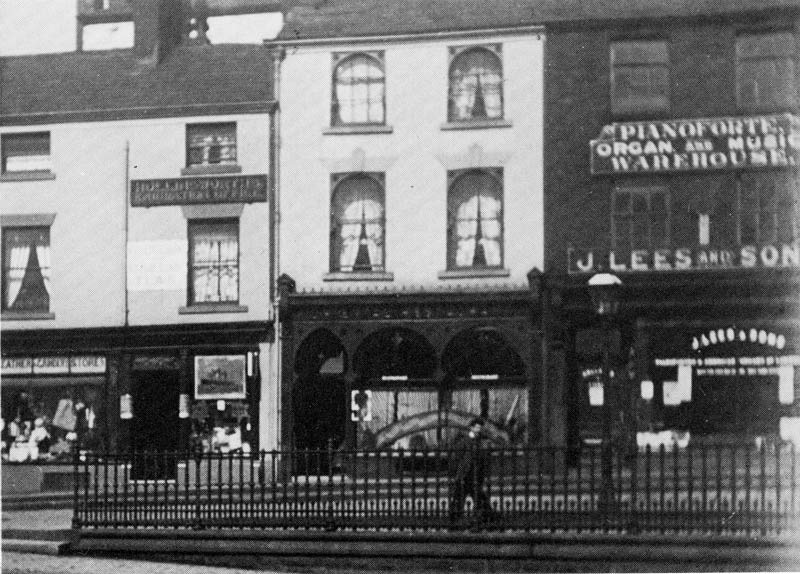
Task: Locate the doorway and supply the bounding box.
[130,370,180,479]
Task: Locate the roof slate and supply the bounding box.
[1,44,274,123]
[277,0,800,42]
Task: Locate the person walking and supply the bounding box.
[449,417,491,526]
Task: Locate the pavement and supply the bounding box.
[2,552,288,574]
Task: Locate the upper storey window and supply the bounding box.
[448,169,504,270]
[1,132,51,175]
[330,173,386,273]
[448,46,503,122]
[2,227,51,313]
[736,32,796,112]
[186,123,237,168]
[610,40,670,116]
[332,53,386,126]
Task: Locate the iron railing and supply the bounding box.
[73,441,800,536]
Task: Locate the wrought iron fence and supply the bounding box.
[73,441,800,536]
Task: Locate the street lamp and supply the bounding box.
[587,273,622,520]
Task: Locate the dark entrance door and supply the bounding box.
[293,372,346,473]
[130,370,180,480]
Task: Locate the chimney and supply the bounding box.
[134,0,185,62]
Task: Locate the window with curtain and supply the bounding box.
[736,32,796,111]
[610,40,670,115]
[332,53,385,125]
[1,132,51,174]
[2,227,50,312]
[186,123,237,167]
[737,173,797,245]
[188,220,239,304]
[448,170,503,269]
[612,187,670,252]
[330,174,385,273]
[448,46,503,121]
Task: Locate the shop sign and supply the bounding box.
[591,114,800,174]
[32,356,70,374]
[194,355,246,400]
[567,243,800,273]
[1,356,33,375]
[70,356,106,374]
[130,175,268,207]
[2,355,107,375]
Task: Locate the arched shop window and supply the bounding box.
[441,327,528,446]
[293,330,348,463]
[352,328,438,450]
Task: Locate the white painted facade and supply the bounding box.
[1,115,271,328]
[1,115,277,450]
[277,31,545,291]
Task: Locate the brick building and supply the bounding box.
[542,0,800,447]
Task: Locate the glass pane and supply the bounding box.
[612,40,669,64]
[187,123,236,166]
[449,47,503,121]
[334,54,385,125]
[737,32,795,59]
[190,221,238,303]
[332,175,385,272]
[2,227,50,311]
[449,171,503,268]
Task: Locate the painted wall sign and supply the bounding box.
[591,114,799,174]
[127,240,187,291]
[2,355,107,375]
[130,175,268,207]
[567,243,800,273]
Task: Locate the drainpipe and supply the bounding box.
[268,47,285,451]
[124,140,130,327]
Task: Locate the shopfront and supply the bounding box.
[1,354,108,465]
[280,280,541,466]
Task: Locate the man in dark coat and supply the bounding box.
[449,417,491,524]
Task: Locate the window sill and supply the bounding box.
[0,171,56,182]
[178,303,248,314]
[180,164,242,176]
[323,125,393,135]
[323,271,394,282]
[438,268,510,279]
[1,311,55,320]
[440,119,512,131]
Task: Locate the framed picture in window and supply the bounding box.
[194,355,246,400]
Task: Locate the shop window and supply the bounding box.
[1,132,52,174]
[612,186,670,252]
[447,169,503,270]
[737,173,797,245]
[330,173,385,273]
[188,220,239,304]
[2,383,104,463]
[332,52,385,126]
[448,46,503,122]
[186,123,237,167]
[736,31,796,111]
[1,227,50,313]
[610,40,670,116]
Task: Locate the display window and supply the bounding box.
[1,382,105,463]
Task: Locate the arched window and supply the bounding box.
[330,174,385,273]
[332,53,385,125]
[448,47,503,121]
[448,170,503,269]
